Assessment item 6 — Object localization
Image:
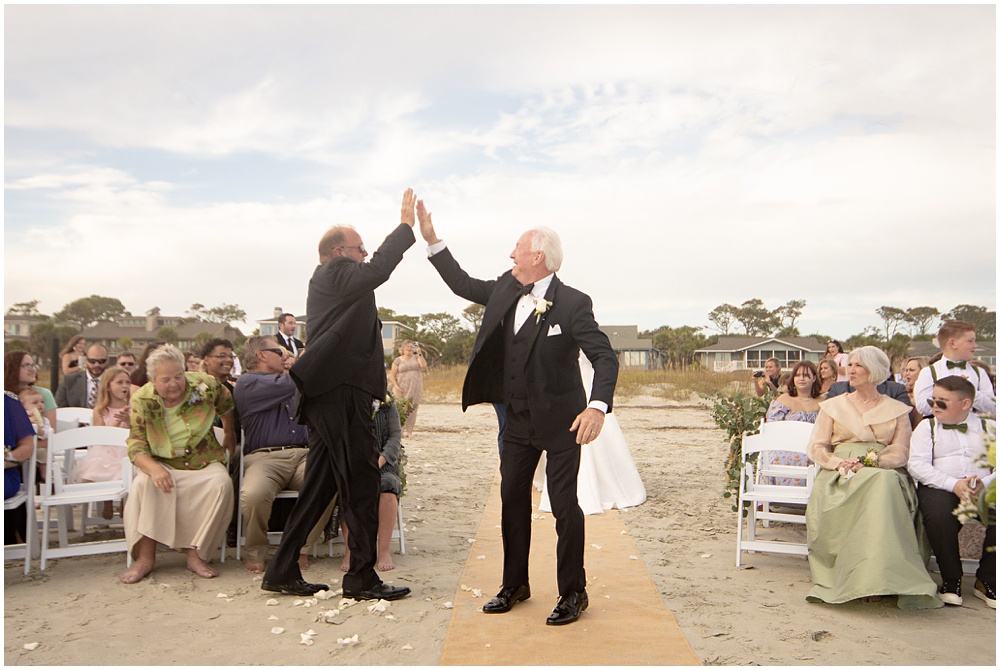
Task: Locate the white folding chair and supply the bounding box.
[39,426,131,570]
[735,420,816,566]
[55,406,93,432]
[4,438,38,574]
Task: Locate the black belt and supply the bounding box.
[253,445,306,454]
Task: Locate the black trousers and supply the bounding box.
[500,408,585,596]
[262,386,381,592]
[917,484,995,585]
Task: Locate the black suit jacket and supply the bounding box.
[276,333,305,354]
[290,224,415,400]
[826,379,912,406]
[429,247,618,446]
[55,370,91,407]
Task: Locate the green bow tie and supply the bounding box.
[946,360,967,370]
[941,423,968,433]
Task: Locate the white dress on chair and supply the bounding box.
[533,353,646,515]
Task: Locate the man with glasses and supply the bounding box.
[200,337,242,545]
[56,343,109,408]
[234,336,333,575]
[262,188,417,600]
[115,351,137,371]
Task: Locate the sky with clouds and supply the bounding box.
[4,4,996,341]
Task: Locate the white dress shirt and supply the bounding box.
[913,358,996,416]
[907,415,996,492]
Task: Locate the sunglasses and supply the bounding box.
[928,399,951,410]
[261,348,284,356]
[118,361,136,367]
[87,358,108,364]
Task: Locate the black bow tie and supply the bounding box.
[518,283,535,297]
[941,423,968,433]
[946,360,967,370]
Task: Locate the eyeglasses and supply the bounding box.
[118,361,136,368]
[338,244,367,254]
[261,348,284,356]
[208,353,236,359]
[928,398,951,410]
[21,362,37,369]
[87,358,108,364]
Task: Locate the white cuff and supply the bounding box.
[588,401,608,414]
[427,240,447,257]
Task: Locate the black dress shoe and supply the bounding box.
[261,578,329,596]
[546,589,588,626]
[482,584,531,614]
[342,582,411,601]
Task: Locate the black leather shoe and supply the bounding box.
[546,589,588,626]
[482,584,531,614]
[261,578,329,596]
[342,582,411,601]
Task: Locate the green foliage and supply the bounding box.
[707,303,738,335]
[193,331,215,350]
[734,299,780,337]
[54,295,127,327]
[776,299,807,332]
[4,340,30,354]
[187,303,246,324]
[650,325,710,368]
[875,305,908,342]
[904,306,940,337]
[942,304,997,340]
[710,390,771,513]
[156,326,179,344]
[461,303,485,331]
[7,300,41,316]
[28,321,81,363]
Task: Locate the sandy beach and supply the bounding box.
[4,395,996,666]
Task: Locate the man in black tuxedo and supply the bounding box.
[417,200,618,626]
[261,189,417,601]
[275,313,304,355]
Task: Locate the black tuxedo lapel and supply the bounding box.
[478,279,523,348]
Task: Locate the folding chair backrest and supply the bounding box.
[55,406,93,432]
[746,420,815,457]
[47,426,129,495]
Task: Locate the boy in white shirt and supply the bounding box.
[908,376,995,608]
[913,320,996,417]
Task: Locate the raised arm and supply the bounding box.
[419,199,498,305]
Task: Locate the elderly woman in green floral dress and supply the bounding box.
[120,344,236,584]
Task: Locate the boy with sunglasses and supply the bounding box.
[913,320,995,417]
[908,375,995,608]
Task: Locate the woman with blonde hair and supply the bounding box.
[120,344,235,584]
[816,358,838,398]
[900,356,925,408]
[74,365,132,517]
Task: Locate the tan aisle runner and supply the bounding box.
[440,471,700,666]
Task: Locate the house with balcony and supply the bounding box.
[694,336,827,372]
[598,325,660,370]
[81,307,243,354]
[3,314,51,345]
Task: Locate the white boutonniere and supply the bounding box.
[532,298,553,324]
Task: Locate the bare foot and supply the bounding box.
[298,554,310,572]
[243,560,265,574]
[340,551,351,572]
[377,553,395,571]
[119,559,154,584]
[101,501,115,520]
[186,554,219,579]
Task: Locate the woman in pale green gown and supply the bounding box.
[806,346,942,610]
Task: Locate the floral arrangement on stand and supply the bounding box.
[710,389,772,513]
[953,430,997,552]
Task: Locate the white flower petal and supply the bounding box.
[442,601,454,609]
[265,599,279,606]
[271,627,285,634]
[23,642,40,651]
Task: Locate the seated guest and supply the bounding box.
[339,393,404,572]
[55,343,109,408]
[18,387,52,483]
[234,336,333,574]
[5,391,36,545]
[5,351,57,433]
[119,345,235,584]
[74,366,132,518]
[914,321,995,417]
[900,356,926,405]
[115,351,137,373]
[816,358,838,398]
[130,341,167,390]
[60,335,87,376]
[200,337,242,546]
[752,358,782,397]
[826,361,912,407]
[907,376,995,608]
[763,361,821,485]
[805,346,942,609]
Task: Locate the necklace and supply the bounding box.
[854,392,879,405]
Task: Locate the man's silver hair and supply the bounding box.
[528,226,563,272]
[243,335,278,371]
[849,346,891,385]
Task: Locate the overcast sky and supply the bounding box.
[4,4,996,340]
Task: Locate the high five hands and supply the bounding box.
[401,188,417,227]
[416,199,440,245]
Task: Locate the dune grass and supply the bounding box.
[423,365,753,403]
